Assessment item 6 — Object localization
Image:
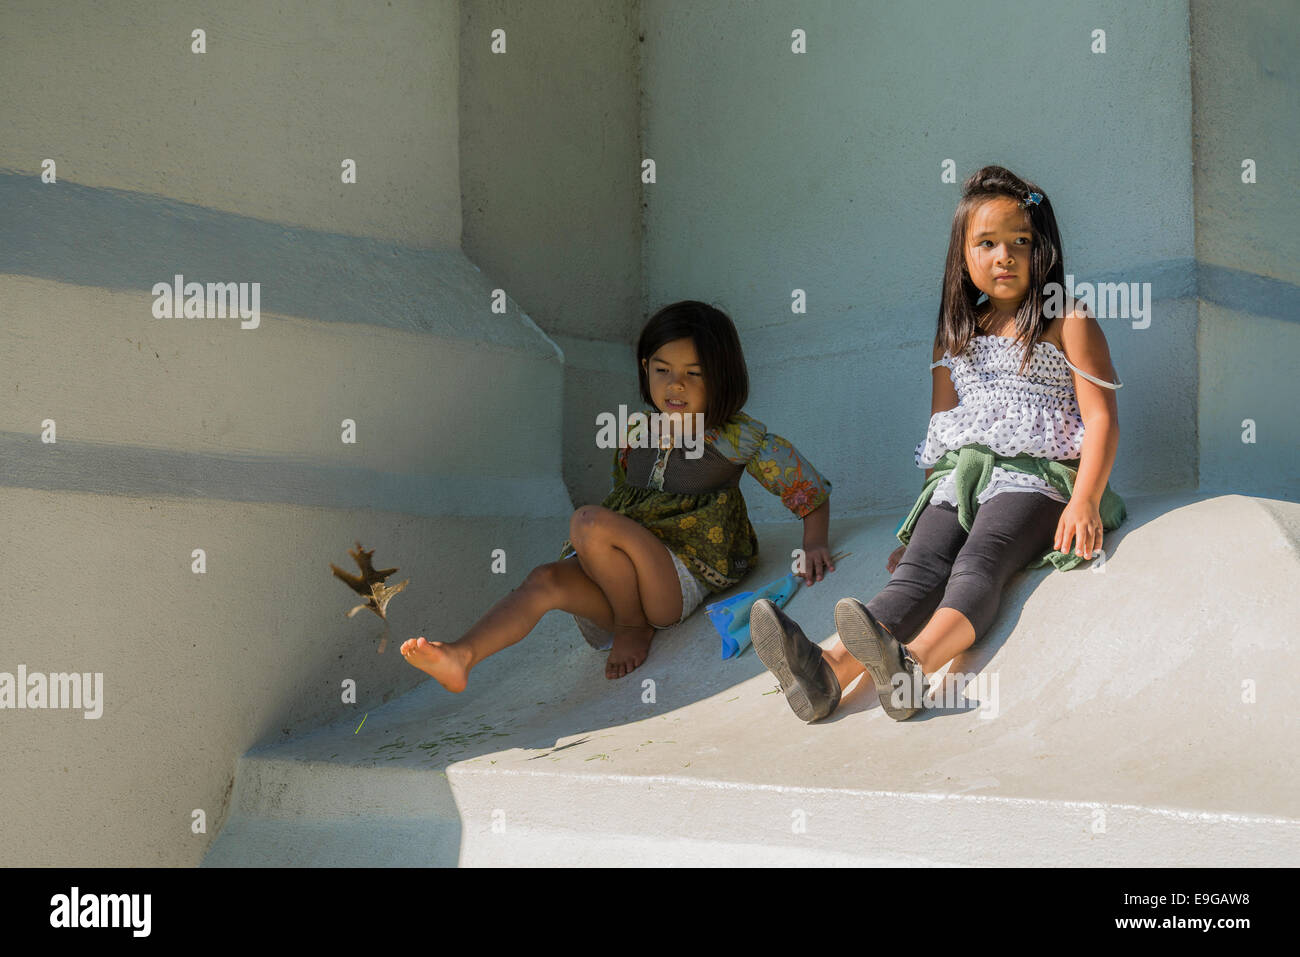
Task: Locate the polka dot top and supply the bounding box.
[915,335,1122,507]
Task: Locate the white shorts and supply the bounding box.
[566,546,707,651]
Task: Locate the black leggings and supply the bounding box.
[866,492,1066,642]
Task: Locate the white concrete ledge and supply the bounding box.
[203,491,1300,866]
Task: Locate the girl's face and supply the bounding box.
[964,197,1033,315]
[642,337,708,420]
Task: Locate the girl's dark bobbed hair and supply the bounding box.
[936,165,1066,374]
[637,300,749,431]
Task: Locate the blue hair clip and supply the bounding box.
[1019,191,1043,209]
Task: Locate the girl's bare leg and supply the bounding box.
[821,607,975,693]
[901,608,975,673]
[822,637,866,691]
[568,506,683,679]
[399,559,614,692]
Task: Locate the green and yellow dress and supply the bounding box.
[560,408,831,609]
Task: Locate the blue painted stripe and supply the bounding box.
[0,431,571,518]
[1198,263,1298,321]
[0,171,554,351]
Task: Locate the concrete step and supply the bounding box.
[203,491,1300,866]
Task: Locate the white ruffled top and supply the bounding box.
[915,335,1122,507]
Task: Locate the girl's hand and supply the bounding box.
[886,545,906,574]
[799,543,835,585]
[1055,498,1104,560]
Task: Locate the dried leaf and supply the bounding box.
[330,540,408,621]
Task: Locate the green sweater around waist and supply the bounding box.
[896,443,1126,572]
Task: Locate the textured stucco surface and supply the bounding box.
[0,0,1294,867]
[0,0,462,248]
[639,0,1198,519]
[1190,0,1300,496]
[459,0,643,342]
[1191,0,1300,283]
[203,493,1300,867]
[0,0,566,867]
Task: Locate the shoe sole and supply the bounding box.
[750,600,818,722]
[835,597,918,721]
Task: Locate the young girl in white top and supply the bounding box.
[752,165,1126,723]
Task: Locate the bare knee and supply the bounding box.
[520,561,569,605]
[569,505,615,548]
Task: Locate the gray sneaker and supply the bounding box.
[750,598,842,723]
[834,597,924,721]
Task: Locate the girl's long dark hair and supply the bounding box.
[637,300,749,432]
[936,165,1066,375]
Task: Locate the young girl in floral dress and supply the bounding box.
[401,300,835,685]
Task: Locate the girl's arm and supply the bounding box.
[801,499,831,582]
[1056,310,1120,560]
[740,425,833,585]
[923,342,961,482]
[893,345,960,573]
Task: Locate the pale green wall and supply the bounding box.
[2,0,463,247]
[0,0,571,866]
[640,0,1200,520]
[459,0,644,505]
[0,0,1292,868]
[1191,0,1299,497]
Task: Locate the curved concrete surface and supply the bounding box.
[203,491,1300,867]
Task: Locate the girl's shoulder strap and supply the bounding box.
[930,335,956,370]
[1060,353,1123,389]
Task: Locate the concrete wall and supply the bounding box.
[640,0,1199,521]
[0,0,568,866]
[459,0,643,506]
[1,0,1293,867]
[2,0,463,248]
[1191,0,1300,497]
[460,0,1271,515]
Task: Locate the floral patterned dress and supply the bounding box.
[559,410,831,595]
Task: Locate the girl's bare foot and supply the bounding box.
[399,636,472,693]
[606,624,655,679]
